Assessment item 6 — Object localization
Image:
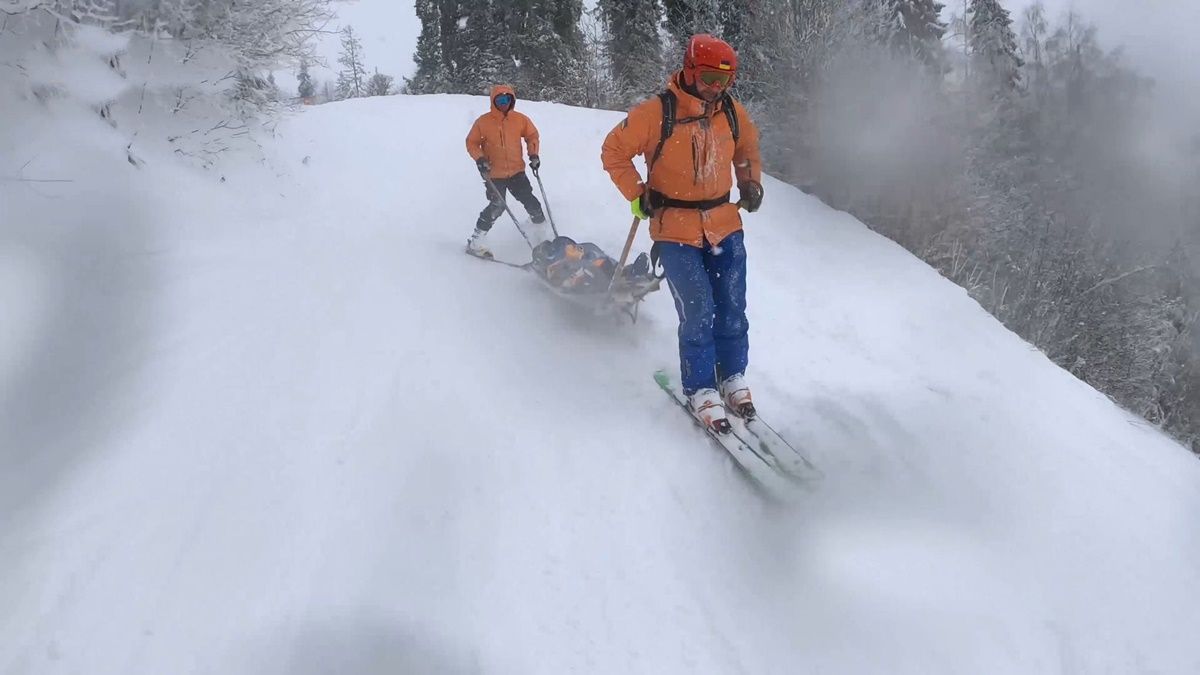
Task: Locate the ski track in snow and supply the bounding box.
[2,94,1200,674]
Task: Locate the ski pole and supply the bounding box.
[483,175,535,250]
[605,215,641,303]
[531,167,559,238]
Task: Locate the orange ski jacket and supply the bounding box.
[465,85,540,180]
[601,74,762,247]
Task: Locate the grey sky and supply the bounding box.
[308,0,421,86]
[1001,0,1200,92]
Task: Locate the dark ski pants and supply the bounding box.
[477,172,543,231]
[657,230,749,395]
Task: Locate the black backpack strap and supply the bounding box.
[721,93,740,144]
[650,90,676,173]
[653,91,739,169]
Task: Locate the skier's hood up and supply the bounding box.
[490,84,516,114]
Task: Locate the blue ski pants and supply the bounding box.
[656,231,749,395]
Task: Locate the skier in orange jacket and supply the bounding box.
[464,84,544,255]
[601,34,765,432]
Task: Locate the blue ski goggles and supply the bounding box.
[494,93,513,108]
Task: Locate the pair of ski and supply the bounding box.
[654,370,821,501]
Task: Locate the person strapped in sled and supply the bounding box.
[531,236,654,295]
[601,34,765,432]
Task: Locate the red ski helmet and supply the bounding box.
[682,34,737,90]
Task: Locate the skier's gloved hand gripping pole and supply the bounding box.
[530,158,559,239]
[736,180,763,212]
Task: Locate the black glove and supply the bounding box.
[529,155,540,171]
[737,180,763,212]
[475,157,490,175]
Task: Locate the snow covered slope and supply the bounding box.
[3,94,1199,674]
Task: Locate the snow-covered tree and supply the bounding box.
[596,0,667,105]
[968,0,1021,97]
[298,60,316,99]
[406,0,586,102]
[113,0,333,87]
[0,0,332,167]
[864,0,947,71]
[407,0,447,94]
[662,0,722,52]
[335,26,368,100]
[366,69,394,97]
[446,1,510,94]
[577,6,620,109]
[547,0,586,54]
[511,1,585,103]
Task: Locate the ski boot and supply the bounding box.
[689,388,732,434]
[466,228,491,258]
[719,374,756,420]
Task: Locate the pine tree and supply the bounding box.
[719,0,748,49]
[408,0,446,93]
[488,0,586,103]
[874,0,947,71]
[967,0,1021,98]
[297,60,315,99]
[578,5,620,109]
[1019,3,1049,106]
[596,0,667,106]
[335,26,368,99]
[662,0,722,52]
[723,0,835,105]
[549,0,585,53]
[407,0,585,100]
[450,0,511,94]
[512,6,583,103]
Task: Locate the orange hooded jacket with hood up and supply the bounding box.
[600,74,762,248]
[465,85,540,180]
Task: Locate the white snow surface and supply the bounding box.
[3,94,1200,674]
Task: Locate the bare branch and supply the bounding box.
[1081,266,1160,296]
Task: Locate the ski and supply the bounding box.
[465,247,529,269]
[729,414,822,484]
[653,370,800,500]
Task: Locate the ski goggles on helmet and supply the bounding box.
[697,69,733,87]
[494,93,513,107]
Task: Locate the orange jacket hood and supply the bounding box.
[490,84,516,114]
